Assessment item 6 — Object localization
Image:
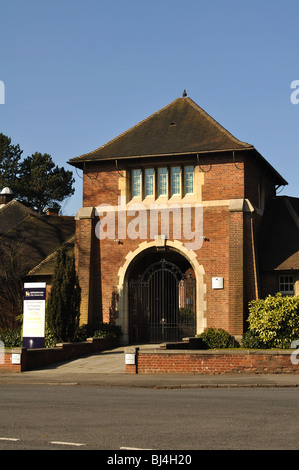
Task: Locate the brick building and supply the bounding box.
[68,94,297,345]
[0,190,75,328]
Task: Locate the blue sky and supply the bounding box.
[0,0,298,215]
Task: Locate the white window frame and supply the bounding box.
[130,165,196,200]
[131,169,141,198]
[279,275,294,295]
[144,168,155,197]
[184,165,194,196]
[157,167,168,197]
[171,166,181,196]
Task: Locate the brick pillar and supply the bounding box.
[75,207,95,325]
[228,200,244,335]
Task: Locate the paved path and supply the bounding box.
[43,346,127,374]
[1,345,299,388]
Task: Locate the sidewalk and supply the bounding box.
[1,345,299,388]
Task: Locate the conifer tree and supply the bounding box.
[0,133,75,214]
[46,246,81,343]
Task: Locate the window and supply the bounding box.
[144,168,154,197]
[279,275,294,295]
[184,166,194,195]
[171,167,181,196]
[130,165,195,200]
[158,167,167,196]
[132,169,141,197]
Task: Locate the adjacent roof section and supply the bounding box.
[259,196,299,271]
[68,96,253,167]
[0,200,75,276]
[0,199,34,235]
[27,235,75,276]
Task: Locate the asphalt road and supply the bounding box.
[0,384,298,451]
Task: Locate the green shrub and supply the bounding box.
[73,324,89,342]
[241,329,266,349]
[197,328,239,349]
[0,328,22,347]
[45,323,57,348]
[45,322,122,345]
[247,293,299,348]
[93,323,122,339]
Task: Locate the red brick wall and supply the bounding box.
[199,206,230,330]
[244,155,277,210]
[199,153,245,201]
[83,162,121,207]
[129,350,299,375]
[75,151,277,339]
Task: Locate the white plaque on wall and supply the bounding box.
[125,353,136,365]
[212,277,224,289]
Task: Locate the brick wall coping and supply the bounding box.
[1,337,119,373]
[124,347,299,374]
[125,347,295,356]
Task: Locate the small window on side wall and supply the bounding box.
[279,275,294,295]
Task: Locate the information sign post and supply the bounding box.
[23,282,46,349]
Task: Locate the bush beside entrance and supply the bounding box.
[196,328,239,349]
[245,293,299,349]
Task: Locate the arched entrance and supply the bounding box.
[128,252,196,343]
[117,240,206,345]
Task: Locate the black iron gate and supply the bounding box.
[129,259,196,343]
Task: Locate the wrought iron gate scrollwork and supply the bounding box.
[129,259,196,343]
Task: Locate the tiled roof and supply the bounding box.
[68,96,252,164]
[68,96,287,185]
[27,235,75,276]
[0,199,34,235]
[0,201,75,276]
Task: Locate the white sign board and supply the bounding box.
[125,353,136,365]
[11,353,21,364]
[23,282,46,348]
[212,277,224,289]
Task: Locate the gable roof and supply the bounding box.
[68,95,287,186]
[68,96,253,165]
[0,201,75,276]
[0,199,34,235]
[258,196,299,271]
[27,235,75,276]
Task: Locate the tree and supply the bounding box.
[16,152,75,214]
[0,133,22,193]
[46,246,81,343]
[0,133,75,213]
[0,237,30,329]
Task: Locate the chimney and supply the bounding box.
[45,204,60,216]
[0,187,14,206]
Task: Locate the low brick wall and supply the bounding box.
[1,337,119,373]
[125,348,299,375]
